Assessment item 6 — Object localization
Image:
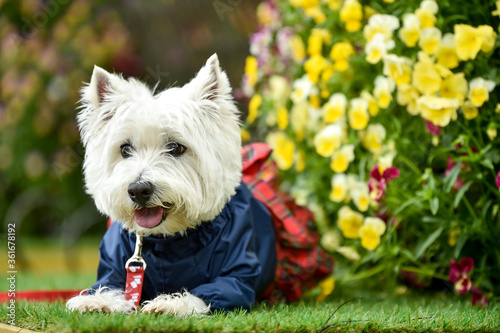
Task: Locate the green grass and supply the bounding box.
[1,292,499,332]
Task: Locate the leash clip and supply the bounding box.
[125,234,147,270]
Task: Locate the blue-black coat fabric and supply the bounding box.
[88,182,277,311]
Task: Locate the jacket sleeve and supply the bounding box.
[88,222,134,293]
[189,189,272,311]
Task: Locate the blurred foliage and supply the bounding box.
[242,0,500,304]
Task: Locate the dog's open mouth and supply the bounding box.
[134,203,171,229]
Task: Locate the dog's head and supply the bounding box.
[77,54,242,236]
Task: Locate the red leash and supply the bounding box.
[124,234,146,306]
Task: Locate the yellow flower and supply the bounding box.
[330,144,355,173]
[454,24,496,61]
[337,205,364,239]
[291,100,309,141]
[267,131,295,170]
[339,0,363,32]
[359,217,386,250]
[365,33,395,64]
[277,107,289,130]
[419,27,442,55]
[314,124,343,157]
[290,35,306,63]
[290,0,320,9]
[295,149,306,172]
[412,52,442,95]
[305,6,327,24]
[325,0,343,10]
[399,13,420,47]
[373,75,395,109]
[351,182,371,212]
[269,75,291,108]
[308,28,332,56]
[361,91,380,117]
[448,227,461,247]
[304,55,330,83]
[415,0,438,28]
[241,128,251,142]
[435,33,460,69]
[396,83,420,112]
[383,54,412,86]
[245,56,258,87]
[291,75,315,104]
[439,72,467,102]
[462,100,479,120]
[310,94,321,109]
[363,14,400,42]
[321,230,341,252]
[477,25,497,53]
[468,77,496,107]
[247,94,262,124]
[487,127,498,140]
[417,95,460,127]
[330,41,354,71]
[348,98,370,130]
[323,93,347,123]
[330,173,349,202]
[360,123,386,153]
[316,277,335,302]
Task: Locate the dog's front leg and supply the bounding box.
[141,291,210,317]
[66,287,136,313]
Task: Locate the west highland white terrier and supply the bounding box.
[66,54,333,317]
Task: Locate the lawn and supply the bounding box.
[1,288,498,332]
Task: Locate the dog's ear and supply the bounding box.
[188,54,233,103]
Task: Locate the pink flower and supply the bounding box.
[496,170,500,188]
[471,285,488,307]
[368,165,400,202]
[449,257,474,294]
[445,157,466,190]
[425,120,441,136]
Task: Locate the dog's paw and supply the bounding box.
[66,287,136,314]
[141,291,210,317]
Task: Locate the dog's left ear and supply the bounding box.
[188,54,233,103]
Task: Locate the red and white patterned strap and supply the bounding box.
[125,234,147,307]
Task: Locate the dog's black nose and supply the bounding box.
[128,182,154,206]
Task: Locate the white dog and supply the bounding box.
[66,54,278,316]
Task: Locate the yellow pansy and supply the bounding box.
[330,173,349,202]
[374,75,395,109]
[323,93,347,123]
[337,205,364,239]
[290,0,320,9]
[383,54,412,86]
[462,100,479,120]
[359,217,386,250]
[361,91,380,117]
[439,72,467,102]
[360,123,386,153]
[245,56,258,87]
[330,144,355,173]
[330,41,354,71]
[314,124,343,157]
[399,13,420,47]
[415,0,438,28]
[417,95,460,127]
[308,28,332,56]
[363,14,400,42]
[269,75,291,108]
[316,277,335,302]
[291,100,309,141]
[468,77,496,107]
[295,149,306,172]
[477,25,497,53]
[351,181,371,212]
[277,107,289,130]
[305,6,327,24]
[247,94,262,124]
[291,75,315,104]
[365,33,395,64]
[412,52,442,95]
[339,0,363,32]
[348,98,370,130]
[435,33,460,69]
[325,0,343,10]
[454,24,496,61]
[419,27,442,55]
[290,35,306,63]
[267,131,295,170]
[304,55,330,83]
[396,84,420,113]
[448,227,461,247]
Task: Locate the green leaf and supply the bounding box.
[480,159,494,170]
[453,181,473,208]
[430,197,439,215]
[443,162,462,193]
[415,226,444,259]
[454,232,468,258]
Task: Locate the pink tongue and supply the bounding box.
[134,206,164,228]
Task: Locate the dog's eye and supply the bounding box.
[121,144,133,158]
[166,142,186,157]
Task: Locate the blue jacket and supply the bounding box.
[89,182,277,311]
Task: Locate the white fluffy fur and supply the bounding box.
[67,54,241,316]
